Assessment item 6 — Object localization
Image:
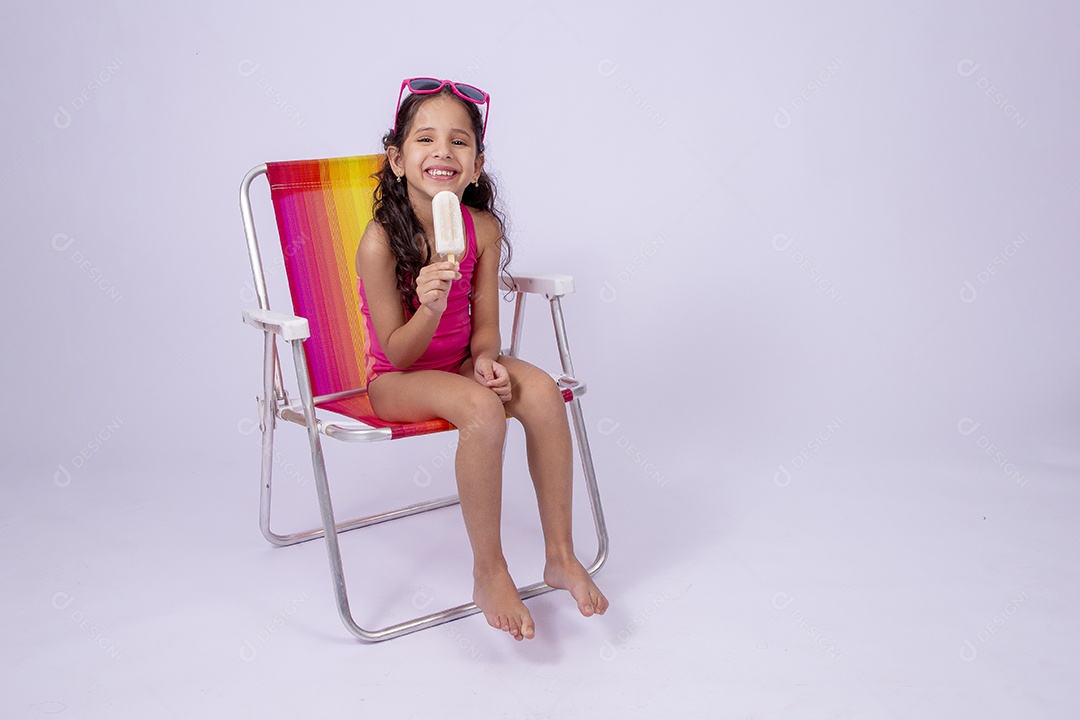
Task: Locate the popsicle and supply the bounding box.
[432,190,465,263]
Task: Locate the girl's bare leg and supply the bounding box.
[500,357,609,618]
[369,370,535,640]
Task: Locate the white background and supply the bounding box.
[3,1,1078,718]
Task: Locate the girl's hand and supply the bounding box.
[414,260,460,314]
[474,356,512,403]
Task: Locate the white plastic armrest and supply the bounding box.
[242,308,310,341]
[500,273,575,297]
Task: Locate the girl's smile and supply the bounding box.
[425,165,460,181]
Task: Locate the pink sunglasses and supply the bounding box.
[393,77,491,141]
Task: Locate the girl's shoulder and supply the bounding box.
[356,219,394,275]
[465,207,503,252]
[358,219,396,255]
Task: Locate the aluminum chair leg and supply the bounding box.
[546,296,609,571]
[258,331,281,546]
[569,397,609,573]
[290,339,370,639]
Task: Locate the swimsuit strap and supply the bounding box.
[461,205,477,259]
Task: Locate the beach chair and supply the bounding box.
[238,155,609,641]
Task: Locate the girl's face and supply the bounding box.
[388,95,484,208]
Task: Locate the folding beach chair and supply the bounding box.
[238,155,608,641]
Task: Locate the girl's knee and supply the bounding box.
[522,368,562,400]
[512,373,567,422]
[457,387,507,438]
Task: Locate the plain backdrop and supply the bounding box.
[4,1,1078,476]
[2,1,1078,718]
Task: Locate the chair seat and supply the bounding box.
[276,377,587,443]
[319,392,454,440]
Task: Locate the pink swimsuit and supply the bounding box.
[357,206,478,383]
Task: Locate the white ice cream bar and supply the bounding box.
[432,190,465,261]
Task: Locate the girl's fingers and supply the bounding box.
[418,261,460,276]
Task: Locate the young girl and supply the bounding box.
[355,78,608,641]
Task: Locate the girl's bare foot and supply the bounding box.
[473,568,535,640]
[544,554,608,617]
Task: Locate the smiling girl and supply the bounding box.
[355,78,607,641]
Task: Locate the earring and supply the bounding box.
[396,174,402,184]
[473,177,480,187]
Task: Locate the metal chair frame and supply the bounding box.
[239,162,609,641]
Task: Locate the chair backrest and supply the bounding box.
[266,155,382,398]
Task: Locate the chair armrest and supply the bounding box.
[500,273,575,297]
[242,308,310,341]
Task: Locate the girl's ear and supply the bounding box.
[473,152,484,181]
[386,146,403,177]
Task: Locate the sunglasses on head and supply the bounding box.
[393,77,491,141]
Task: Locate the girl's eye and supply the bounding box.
[452,139,467,146]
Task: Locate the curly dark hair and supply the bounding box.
[372,86,512,312]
